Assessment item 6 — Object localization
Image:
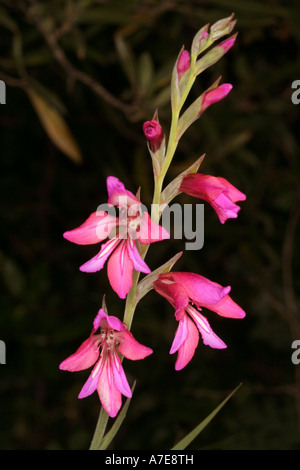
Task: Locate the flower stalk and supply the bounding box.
[89,406,109,450]
[59,14,246,450]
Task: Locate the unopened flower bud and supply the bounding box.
[143,120,164,152]
[191,25,210,57]
[219,34,237,53]
[200,83,232,114]
[177,49,190,80]
[210,13,236,41]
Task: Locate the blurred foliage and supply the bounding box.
[0,0,300,450]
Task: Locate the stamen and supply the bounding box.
[186,304,211,334]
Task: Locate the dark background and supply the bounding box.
[0,0,300,450]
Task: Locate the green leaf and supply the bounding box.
[29,79,68,115]
[114,34,137,89]
[194,43,228,77]
[137,51,154,97]
[171,383,243,450]
[27,88,83,164]
[96,381,136,450]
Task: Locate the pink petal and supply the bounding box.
[174,315,199,371]
[153,275,189,316]
[93,309,106,331]
[126,238,151,274]
[212,192,241,224]
[97,352,122,418]
[188,306,227,349]
[78,358,104,398]
[170,272,231,308]
[143,120,162,141]
[180,174,227,201]
[106,176,139,208]
[116,329,153,360]
[111,350,132,398]
[209,294,246,319]
[107,240,133,299]
[180,174,246,223]
[79,237,120,273]
[59,336,100,372]
[217,177,247,202]
[170,314,189,354]
[93,308,126,332]
[106,315,126,332]
[138,211,170,244]
[63,211,117,245]
[106,176,126,197]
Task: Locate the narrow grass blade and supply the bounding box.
[171,383,242,450]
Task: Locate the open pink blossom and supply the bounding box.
[153,272,245,370]
[59,308,153,418]
[63,176,169,298]
[180,173,246,224]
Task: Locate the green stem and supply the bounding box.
[159,110,180,185]
[89,406,109,450]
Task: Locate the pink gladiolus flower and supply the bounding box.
[143,120,164,152]
[177,49,191,80]
[200,83,232,115]
[63,176,170,298]
[153,272,245,370]
[180,173,246,224]
[59,308,153,418]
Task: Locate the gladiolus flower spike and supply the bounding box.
[63,176,170,299]
[153,272,245,370]
[60,309,153,418]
